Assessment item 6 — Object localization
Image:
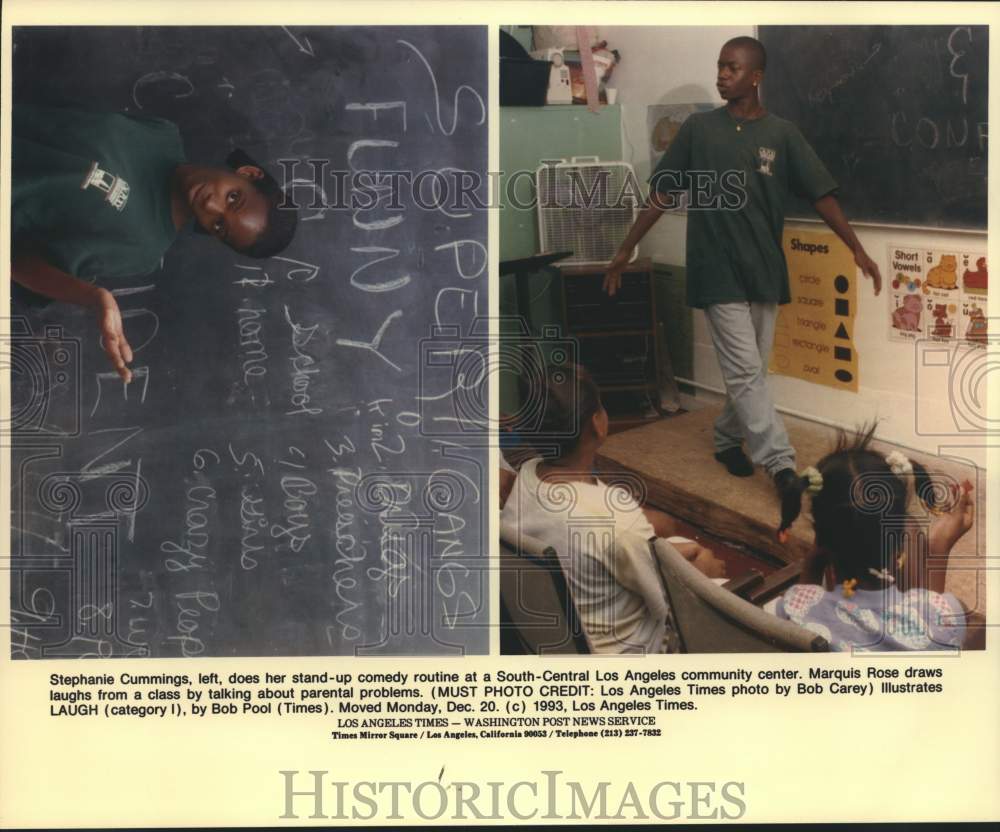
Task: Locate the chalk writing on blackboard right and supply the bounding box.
[760,25,988,229]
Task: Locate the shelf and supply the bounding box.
[572,329,655,338]
[502,103,622,114]
[557,257,653,277]
[595,383,659,392]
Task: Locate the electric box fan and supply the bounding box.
[536,156,639,267]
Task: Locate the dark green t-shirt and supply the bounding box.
[649,107,837,308]
[12,106,185,280]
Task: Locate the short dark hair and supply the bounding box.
[225,148,298,259]
[521,363,603,457]
[724,36,767,72]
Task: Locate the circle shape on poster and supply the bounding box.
[834,274,849,293]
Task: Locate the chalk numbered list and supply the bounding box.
[8,27,489,659]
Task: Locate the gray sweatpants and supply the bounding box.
[703,302,795,476]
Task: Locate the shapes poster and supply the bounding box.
[769,229,859,392]
[888,245,988,347]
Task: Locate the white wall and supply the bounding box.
[601,25,987,468]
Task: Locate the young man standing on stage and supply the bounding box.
[604,36,882,499]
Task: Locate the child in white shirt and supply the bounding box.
[501,364,725,653]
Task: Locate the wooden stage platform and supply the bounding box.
[597,407,987,612]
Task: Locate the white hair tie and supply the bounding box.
[800,466,823,495]
[868,567,895,584]
[885,450,913,477]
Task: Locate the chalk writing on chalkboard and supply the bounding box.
[7,26,489,657]
[759,25,988,229]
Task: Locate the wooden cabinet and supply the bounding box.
[557,257,669,420]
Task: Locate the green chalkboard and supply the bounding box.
[759,26,988,229]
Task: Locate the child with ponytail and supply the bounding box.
[773,425,973,651]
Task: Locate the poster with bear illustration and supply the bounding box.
[887,245,988,347]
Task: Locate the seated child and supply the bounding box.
[500,363,726,654]
[12,105,299,382]
[774,426,973,651]
[498,445,518,509]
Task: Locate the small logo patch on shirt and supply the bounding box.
[81,161,130,211]
[757,146,776,176]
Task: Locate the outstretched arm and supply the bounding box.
[12,248,134,382]
[603,190,675,296]
[649,536,727,580]
[925,482,975,594]
[812,194,882,296]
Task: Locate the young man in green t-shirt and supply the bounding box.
[604,36,882,499]
[11,106,299,383]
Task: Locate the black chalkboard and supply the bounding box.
[8,26,489,657]
[759,26,988,229]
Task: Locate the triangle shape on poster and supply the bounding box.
[835,323,850,340]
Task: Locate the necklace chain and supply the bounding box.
[730,106,764,131]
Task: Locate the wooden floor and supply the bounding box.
[597,407,988,615]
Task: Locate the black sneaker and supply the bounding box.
[714,447,754,477]
[773,467,800,496]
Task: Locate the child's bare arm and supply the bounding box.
[12,248,134,383]
[670,541,727,579]
[925,482,975,594]
[498,467,516,509]
[641,506,678,539]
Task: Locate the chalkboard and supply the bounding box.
[7,26,489,657]
[758,26,988,229]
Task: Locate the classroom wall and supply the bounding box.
[601,25,988,468]
[498,105,624,413]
